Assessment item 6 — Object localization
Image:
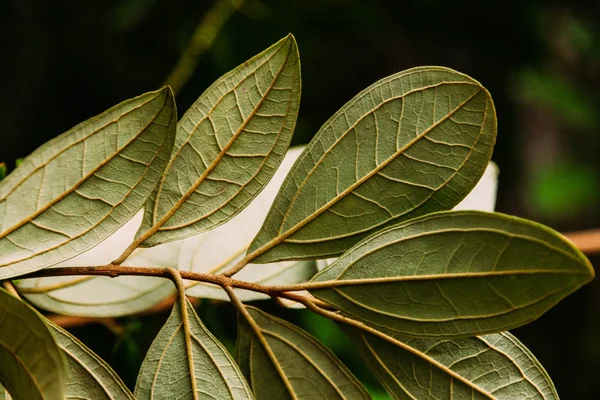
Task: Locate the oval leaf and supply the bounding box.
[46,320,135,400]
[249,66,496,263]
[310,211,594,338]
[0,88,177,279]
[137,34,301,247]
[0,288,64,400]
[343,327,558,399]
[236,306,369,399]
[135,297,253,399]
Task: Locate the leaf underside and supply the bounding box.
[250,66,497,263]
[343,327,558,399]
[135,298,253,399]
[236,306,369,399]
[16,211,175,317]
[311,211,594,338]
[46,320,135,400]
[0,288,64,400]
[0,88,176,279]
[139,34,301,247]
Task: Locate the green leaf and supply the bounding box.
[137,34,301,247]
[46,320,135,399]
[0,388,10,400]
[15,147,312,316]
[310,211,594,338]
[343,327,558,399]
[0,88,177,279]
[236,306,369,399]
[135,297,253,399]
[180,146,316,301]
[16,212,174,317]
[0,288,64,400]
[249,66,496,263]
[0,163,6,181]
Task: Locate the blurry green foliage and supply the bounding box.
[529,161,599,220]
[518,69,597,129]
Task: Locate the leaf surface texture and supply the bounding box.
[250,66,496,262]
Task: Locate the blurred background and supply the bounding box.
[1,0,598,398]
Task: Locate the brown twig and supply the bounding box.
[564,228,600,255]
[21,224,599,331]
[163,0,246,95]
[2,281,21,299]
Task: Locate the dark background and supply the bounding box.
[1,0,599,398]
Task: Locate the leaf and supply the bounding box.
[0,163,5,181]
[314,160,500,272]
[137,34,301,247]
[0,288,64,400]
[310,211,594,338]
[0,88,177,279]
[180,146,316,301]
[135,297,253,399]
[249,66,497,263]
[343,327,559,399]
[0,388,10,400]
[15,147,312,316]
[16,211,175,317]
[236,306,369,399]
[45,320,135,400]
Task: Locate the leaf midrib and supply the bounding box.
[250,86,483,261]
[328,227,586,281]
[0,95,157,201]
[280,81,481,233]
[261,330,348,399]
[330,281,571,323]
[476,333,546,398]
[158,47,300,233]
[142,38,293,241]
[0,93,169,242]
[315,268,588,289]
[0,99,172,270]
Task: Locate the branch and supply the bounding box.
[163,0,246,95]
[2,281,21,299]
[564,228,600,255]
[21,264,331,308]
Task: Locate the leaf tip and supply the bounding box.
[156,85,174,100]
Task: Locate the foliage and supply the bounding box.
[0,34,594,399]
